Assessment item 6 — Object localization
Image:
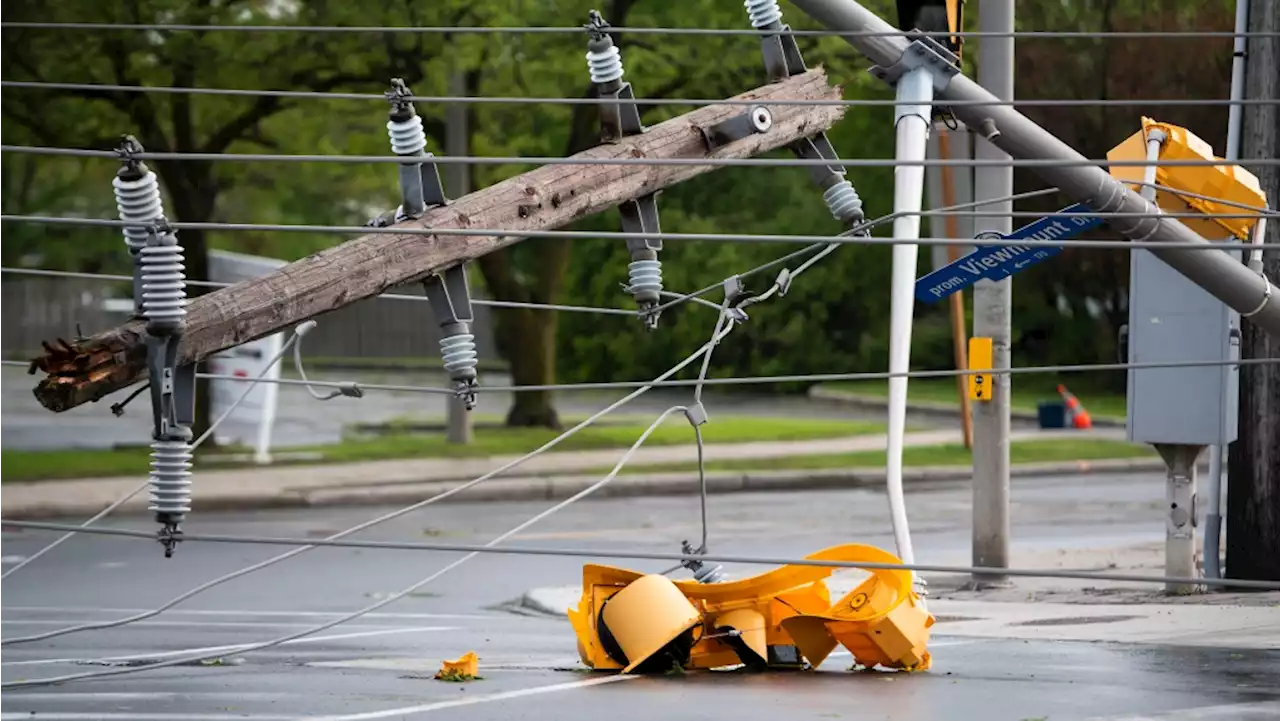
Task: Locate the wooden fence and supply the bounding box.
[1,276,500,366]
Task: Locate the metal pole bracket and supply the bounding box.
[585,9,668,329]
[373,78,449,227]
[868,34,961,92]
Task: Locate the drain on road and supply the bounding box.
[1012,615,1144,627]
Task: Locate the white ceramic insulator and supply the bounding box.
[440,333,478,380]
[628,259,663,301]
[585,45,624,84]
[824,179,865,226]
[387,115,428,156]
[148,438,193,518]
[113,171,164,252]
[139,243,188,327]
[745,0,783,29]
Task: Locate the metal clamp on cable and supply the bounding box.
[585,9,667,330]
[741,1,867,233]
[371,78,480,409]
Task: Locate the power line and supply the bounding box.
[5,80,1278,108]
[0,267,640,317]
[0,402,709,689]
[0,328,307,581]
[3,217,1274,251]
[6,356,1276,395]
[5,144,1278,168]
[1,22,1275,38]
[4,520,1277,591]
[0,323,736,650]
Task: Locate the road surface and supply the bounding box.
[3,472,1276,720]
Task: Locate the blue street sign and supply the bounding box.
[914,203,1107,304]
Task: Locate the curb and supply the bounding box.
[807,386,1127,429]
[2,456,1189,520]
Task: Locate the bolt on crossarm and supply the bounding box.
[788,0,1280,337]
[114,136,197,558]
[371,78,479,409]
[583,10,666,330]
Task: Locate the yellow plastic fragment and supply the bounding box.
[435,651,480,681]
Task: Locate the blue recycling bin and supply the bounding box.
[1037,401,1067,429]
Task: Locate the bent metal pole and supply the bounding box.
[789,0,1280,337]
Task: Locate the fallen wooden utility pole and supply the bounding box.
[29,69,846,413]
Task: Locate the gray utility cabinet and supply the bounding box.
[1125,246,1240,446]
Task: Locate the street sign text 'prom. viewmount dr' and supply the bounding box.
[914,204,1106,304]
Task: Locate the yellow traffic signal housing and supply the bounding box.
[1106,117,1267,242]
[896,0,966,64]
[567,543,934,674]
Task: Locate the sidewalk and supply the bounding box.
[506,541,1280,649]
[2,427,1148,518]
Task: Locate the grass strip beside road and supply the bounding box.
[818,377,1128,421]
[609,437,1156,475]
[1,415,885,483]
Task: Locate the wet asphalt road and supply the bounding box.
[3,473,1276,720]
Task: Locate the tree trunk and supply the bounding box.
[166,185,217,448]
[1226,0,1280,583]
[499,306,562,429]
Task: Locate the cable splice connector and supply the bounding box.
[138,214,196,559]
[113,135,162,316]
[375,78,479,409]
[585,10,666,330]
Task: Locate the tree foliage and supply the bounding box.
[1,0,1239,424]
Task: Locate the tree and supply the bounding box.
[1227,0,1280,583]
[2,0,461,441]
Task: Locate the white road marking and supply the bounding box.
[1,714,297,720]
[297,675,641,720]
[1,691,294,701]
[0,606,490,620]
[2,619,415,630]
[1,626,457,667]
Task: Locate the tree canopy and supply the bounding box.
[1,0,1239,427]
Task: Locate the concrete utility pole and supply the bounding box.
[444,69,474,446]
[788,0,1280,330]
[1228,0,1280,583]
[969,0,1014,585]
[28,70,848,411]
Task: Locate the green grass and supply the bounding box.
[610,438,1156,475]
[819,377,1127,421]
[1,415,884,483]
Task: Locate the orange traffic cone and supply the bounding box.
[1056,384,1093,429]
